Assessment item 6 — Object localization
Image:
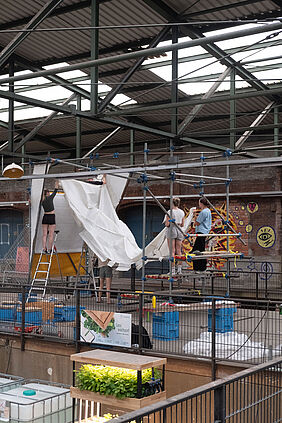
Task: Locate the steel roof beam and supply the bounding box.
[82,126,122,158]
[188,28,272,95]
[143,0,278,100]
[0,88,226,151]
[0,119,68,151]
[178,67,231,135]
[182,0,268,19]
[235,101,275,149]
[14,94,76,152]
[98,26,170,113]
[0,0,64,70]
[0,0,112,31]
[1,20,282,85]
[102,85,282,116]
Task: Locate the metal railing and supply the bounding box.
[0,285,281,366]
[107,357,282,423]
[128,259,282,300]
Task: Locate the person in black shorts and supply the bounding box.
[41,180,59,253]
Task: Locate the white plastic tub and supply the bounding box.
[23,383,72,409]
[0,382,72,423]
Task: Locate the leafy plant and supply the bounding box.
[76,364,161,399]
[82,310,115,337]
[84,414,136,423]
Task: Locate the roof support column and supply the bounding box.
[274,106,279,157]
[230,68,236,150]
[130,129,135,166]
[90,0,99,114]
[8,59,14,152]
[76,94,82,159]
[171,26,178,137]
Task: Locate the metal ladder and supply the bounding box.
[75,242,98,299]
[26,230,61,303]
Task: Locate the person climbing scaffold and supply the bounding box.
[164,197,185,275]
[41,180,59,254]
[191,197,212,271]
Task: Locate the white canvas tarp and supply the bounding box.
[33,173,129,256]
[61,178,141,270]
[135,207,196,269]
[35,192,84,254]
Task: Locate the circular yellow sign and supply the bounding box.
[256,226,275,248]
[245,224,252,233]
[247,202,258,214]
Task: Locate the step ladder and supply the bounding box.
[75,242,98,299]
[26,230,62,303]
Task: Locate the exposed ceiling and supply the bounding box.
[0,0,281,160]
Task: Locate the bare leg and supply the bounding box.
[47,224,56,251]
[175,239,182,256]
[98,278,104,302]
[42,224,48,250]
[167,238,176,256]
[171,239,176,257]
[105,277,112,304]
[175,239,183,274]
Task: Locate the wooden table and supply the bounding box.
[70,349,167,411]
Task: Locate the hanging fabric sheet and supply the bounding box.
[61,178,141,271]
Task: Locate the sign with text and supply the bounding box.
[80,310,131,347]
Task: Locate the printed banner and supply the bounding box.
[80,310,131,347]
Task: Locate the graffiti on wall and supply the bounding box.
[182,198,276,271]
[182,203,239,270]
[256,226,276,249]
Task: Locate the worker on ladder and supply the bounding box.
[41,180,59,253]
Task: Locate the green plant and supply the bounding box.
[85,414,136,423]
[76,364,161,399]
[82,310,115,337]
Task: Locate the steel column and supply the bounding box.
[130,130,135,166]
[76,94,82,159]
[90,0,99,114]
[8,60,14,152]
[230,68,236,150]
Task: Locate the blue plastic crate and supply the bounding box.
[54,306,85,322]
[152,311,179,323]
[208,307,237,333]
[0,307,16,322]
[16,310,42,325]
[152,311,179,340]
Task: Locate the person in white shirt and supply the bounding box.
[164,197,185,275]
[192,196,212,271]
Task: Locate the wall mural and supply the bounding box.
[247,202,258,214]
[182,199,276,271]
[256,226,276,249]
[182,203,238,270]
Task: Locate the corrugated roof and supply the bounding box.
[0,0,281,157]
